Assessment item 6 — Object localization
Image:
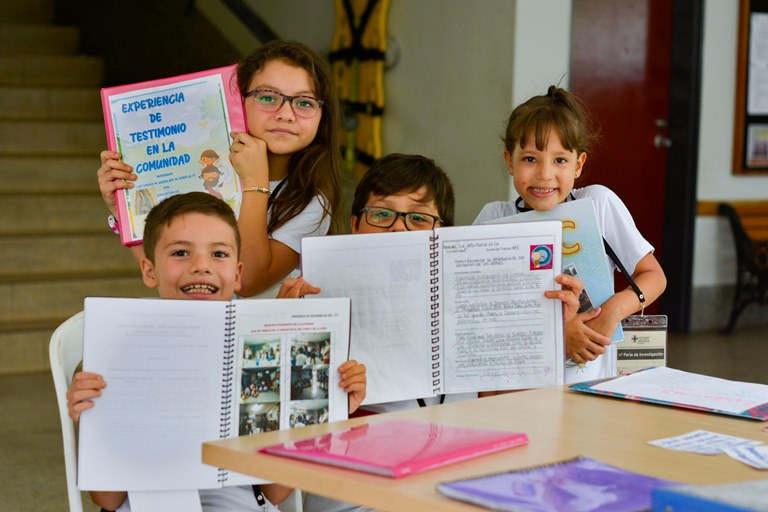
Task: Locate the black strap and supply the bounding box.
[252,485,266,506]
[268,178,287,209]
[417,394,446,407]
[514,194,646,313]
[328,0,381,64]
[602,239,646,313]
[514,193,576,212]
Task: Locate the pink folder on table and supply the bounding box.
[260,419,529,478]
[101,65,246,246]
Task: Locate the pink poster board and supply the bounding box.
[101,65,246,246]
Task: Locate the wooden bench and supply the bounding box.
[717,201,768,333]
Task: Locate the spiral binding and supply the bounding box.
[218,302,237,484]
[429,233,441,394]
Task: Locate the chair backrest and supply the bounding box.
[49,311,85,512]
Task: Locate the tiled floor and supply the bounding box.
[2,325,767,511]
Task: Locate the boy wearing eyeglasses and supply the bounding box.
[294,153,582,512]
[349,153,453,234]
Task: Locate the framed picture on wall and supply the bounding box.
[746,124,768,167]
[733,0,768,173]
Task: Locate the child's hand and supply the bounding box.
[583,304,624,341]
[229,132,269,187]
[545,274,584,322]
[66,371,107,422]
[565,308,612,365]
[276,277,320,299]
[337,360,366,414]
[97,150,136,216]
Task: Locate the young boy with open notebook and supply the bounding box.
[66,192,367,512]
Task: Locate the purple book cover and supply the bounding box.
[437,456,681,512]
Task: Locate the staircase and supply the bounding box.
[0,0,146,374]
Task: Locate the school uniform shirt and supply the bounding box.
[473,184,654,384]
[248,179,331,299]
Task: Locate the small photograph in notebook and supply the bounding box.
[562,263,594,313]
[241,367,281,404]
[289,332,333,428]
[724,445,768,469]
[242,337,281,369]
[238,403,280,436]
[647,429,763,455]
[288,400,329,428]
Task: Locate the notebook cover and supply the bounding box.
[260,419,528,478]
[438,456,681,512]
[101,65,246,246]
[569,368,768,421]
[652,480,768,512]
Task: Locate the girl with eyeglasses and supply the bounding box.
[96,41,342,297]
[229,40,341,297]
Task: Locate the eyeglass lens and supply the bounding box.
[251,90,321,117]
[365,207,438,230]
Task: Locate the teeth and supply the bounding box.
[532,188,555,193]
[181,284,217,293]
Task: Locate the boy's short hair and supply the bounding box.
[351,154,455,227]
[142,192,240,263]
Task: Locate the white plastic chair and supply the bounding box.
[49,311,85,512]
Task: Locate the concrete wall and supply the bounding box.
[208,0,571,226]
[204,0,768,329]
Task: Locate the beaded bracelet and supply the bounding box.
[242,186,272,195]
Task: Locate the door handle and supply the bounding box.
[654,134,672,148]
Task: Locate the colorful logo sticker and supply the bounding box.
[530,244,554,270]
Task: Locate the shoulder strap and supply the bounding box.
[603,239,646,315]
[268,179,288,209]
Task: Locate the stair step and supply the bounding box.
[0,55,103,87]
[0,326,55,375]
[0,25,79,55]
[0,234,138,276]
[0,156,99,193]
[0,274,150,324]
[0,86,102,121]
[0,194,111,235]
[3,0,54,24]
[0,120,105,156]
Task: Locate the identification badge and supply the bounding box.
[616,315,667,376]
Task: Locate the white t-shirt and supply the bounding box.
[248,179,331,299]
[267,179,331,255]
[473,185,654,383]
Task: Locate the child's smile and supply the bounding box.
[140,213,243,301]
[506,126,586,211]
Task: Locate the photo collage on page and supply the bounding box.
[237,332,332,435]
[288,333,332,428]
[239,336,282,435]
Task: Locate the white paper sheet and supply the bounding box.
[593,367,768,414]
[79,298,228,491]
